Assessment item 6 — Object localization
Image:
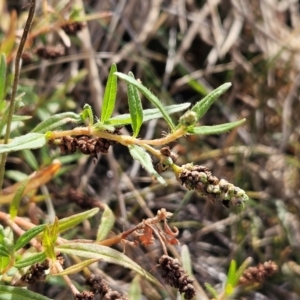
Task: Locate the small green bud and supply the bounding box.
[179,110,198,126]
[199,172,208,183]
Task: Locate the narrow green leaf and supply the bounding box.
[22,149,39,170]
[55,242,161,287]
[226,260,237,287]
[187,119,246,135]
[232,257,252,287]
[9,178,29,219]
[115,72,176,131]
[53,258,101,276]
[14,224,46,251]
[43,220,58,260]
[0,244,10,257]
[12,115,32,122]
[180,245,193,275]
[58,208,99,234]
[205,283,219,298]
[101,63,118,121]
[128,145,166,185]
[129,275,142,300]
[0,225,4,244]
[0,256,10,273]
[0,133,46,154]
[15,251,47,269]
[0,53,6,105]
[81,104,94,126]
[0,285,53,300]
[5,170,28,182]
[191,83,232,120]
[127,72,143,137]
[106,103,191,126]
[31,112,81,133]
[96,204,115,242]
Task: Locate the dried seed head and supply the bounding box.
[86,274,129,300]
[157,255,196,300]
[62,21,85,35]
[238,261,278,286]
[35,44,65,59]
[20,260,49,284]
[75,291,94,300]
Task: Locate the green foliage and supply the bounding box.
[14,252,47,269]
[115,72,177,131]
[9,178,29,219]
[0,53,6,105]
[0,285,52,300]
[55,242,161,286]
[101,63,118,121]
[191,83,232,120]
[96,204,115,242]
[14,225,46,251]
[127,72,144,137]
[128,145,166,185]
[0,30,248,299]
[0,133,46,154]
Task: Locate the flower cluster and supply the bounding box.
[20,260,49,284]
[175,163,248,207]
[238,260,278,286]
[157,255,196,300]
[50,133,119,158]
[62,21,85,35]
[35,45,65,59]
[85,274,129,300]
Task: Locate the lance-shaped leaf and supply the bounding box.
[53,258,101,276]
[31,112,81,133]
[101,63,118,121]
[0,133,46,154]
[106,103,191,126]
[230,257,252,288]
[0,53,6,105]
[204,283,219,298]
[0,244,10,257]
[55,242,161,287]
[96,204,115,242]
[9,178,29,220]
[127,72,143,137]
[128,145,166,185]
[129,276,142,300]
[181,245,193,276]
[15,251,47,269]
[58,208,99,233]
[187,119,246,135]
[191,83,232,120]
[0,285,52,300]
[80,104,94,126]
[43,218,59,260]
[115,72,176,131]
[14,224,46,251]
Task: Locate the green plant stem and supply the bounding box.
[0,0,36,190]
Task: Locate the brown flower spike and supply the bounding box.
[157,255,196,300]
[86,274,129,300]
[238,261,278,286]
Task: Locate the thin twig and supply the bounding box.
[0,0,36,190]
